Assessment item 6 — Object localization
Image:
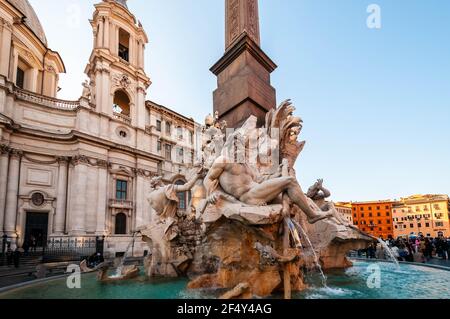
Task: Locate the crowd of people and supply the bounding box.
[360,232,450,263]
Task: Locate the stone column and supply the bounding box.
[26,68,39,93]
[104,17,110,49]
[129,36,135,66]
[97,20,104,48]
[54,157,69,235]
[0,19,12,78]
[101,67,111,115]
[68,156,88,235]
[11,49,18,83]
[141,43,145,69]
[4,150,22,240]
[94,65,103,111]
[134,172,145,229]
[136,86,146,129]
[0,146,10,236]
[96,161,108,235]
[110,24,116,55]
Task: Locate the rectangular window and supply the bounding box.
[157,140,162,152]
[177,147,184,163]
[156,120,162,132]
[166,122,172,135]
[177,127,183,140]
[116,180,128,200]
[436,222,444,227]
[417,223,422,228]
[189,131,194,144]
[165,144,172,160]
[410,224,414,228]
[16,67,25,89]
[425,223,430,227]
[118,29,130,62]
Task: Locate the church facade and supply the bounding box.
[0,0,198,256]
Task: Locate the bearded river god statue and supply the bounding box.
[140,100,372,299]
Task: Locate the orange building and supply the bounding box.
[351,200,395,239]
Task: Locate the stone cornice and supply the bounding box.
[70,155,111,168]
[210,32,277,75]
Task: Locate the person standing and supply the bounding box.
[6,245,13,266]
[13,248,20,268]
[424,238,433,261]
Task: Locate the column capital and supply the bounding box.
[10,149,23,159]
[56,156,71,164]
[0,17,13,31]
[0,144,11,155]
[71,155,90,166]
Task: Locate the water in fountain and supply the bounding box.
[110,232,139,278]
[377,238,400,269]
[292,219,328,287]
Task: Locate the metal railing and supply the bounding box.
[42,236,104,263]
[14,87,80,111]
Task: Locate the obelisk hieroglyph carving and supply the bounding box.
[212,0,277,129]
[226,0,260,49]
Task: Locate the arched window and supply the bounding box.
[113,90,130,116]
[115,213,127,235]
[175,180,190,210]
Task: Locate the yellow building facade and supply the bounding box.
[335,202,353,224]
[392,195,450,238]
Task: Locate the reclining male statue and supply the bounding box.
[203,116,334,224]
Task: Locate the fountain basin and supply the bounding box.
[0,261,449,299]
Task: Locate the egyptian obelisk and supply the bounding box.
[211,0,277,128]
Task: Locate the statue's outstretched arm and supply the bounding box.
[174,172,201,192]
[204,157,226,196]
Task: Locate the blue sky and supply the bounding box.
[30,0,450,202]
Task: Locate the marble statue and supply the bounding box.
[140,99,372,298]
[81,80,96,104]
[140,168,204,277]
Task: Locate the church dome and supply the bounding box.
[7,0,48,46]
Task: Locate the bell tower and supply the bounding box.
[84,0,151,129]
[211,0,277,128]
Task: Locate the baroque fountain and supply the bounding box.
[2,0,450,300]
[138,100,373,299]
